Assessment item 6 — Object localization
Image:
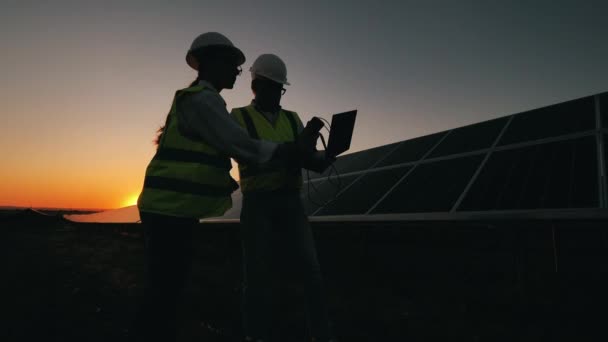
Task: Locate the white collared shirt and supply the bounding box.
[176,80,277,164]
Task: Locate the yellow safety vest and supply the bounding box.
[231,105,303,193]
[138,85,238,218]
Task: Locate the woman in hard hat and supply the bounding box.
[132,33,319,342]
[231,54,336,342]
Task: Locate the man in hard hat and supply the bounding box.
[133,34,320,342]
[231,54,335,342]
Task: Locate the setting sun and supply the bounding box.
[122,193,140,208]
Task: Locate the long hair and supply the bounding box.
[153,125,165,147]
[154,77,200,148]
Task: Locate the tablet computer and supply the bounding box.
[326,110,357,158]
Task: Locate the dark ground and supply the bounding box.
[2,216,608,341]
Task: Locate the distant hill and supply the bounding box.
[64,205,140,223]
[0,208,70,225]
[0,206,103,215]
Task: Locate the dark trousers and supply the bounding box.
[240,192,332,340]
[132,211,198,342]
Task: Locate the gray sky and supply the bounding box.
[1,0,607,208]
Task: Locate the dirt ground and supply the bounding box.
[3,218,608,341]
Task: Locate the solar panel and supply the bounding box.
[316,166,411,216]
[306,142,399,179]
[428,117,508,158]
[458,137,599,211]
[498,97,596,146]
[601,92,608,129]
[604,134,608,196]
[301,174,360,215]
[370,154,484,214]
[374,132,445,168]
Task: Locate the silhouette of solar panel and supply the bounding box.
[374,132,445,168]
[316,166,411,216]
[604,134,608,186]
[306,142,399,179]
[602,92,608,129]
[459,137,598,211]
[498,97,596,146]
[428,117,508,158]
[301,174,360,215]
[370,155,484,214]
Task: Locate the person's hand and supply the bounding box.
[297,117,323,152]
[271,117,324,167]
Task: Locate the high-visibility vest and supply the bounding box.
[231,105,303,193]
[137,85,238,218]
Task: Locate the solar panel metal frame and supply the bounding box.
[455,136,599,211]
[304,207,608,223]
[374,131,447,168]
[366,129,453,214]
[305,142,401,180]
[313,165,413,216]
[596,94,607,207]
[450,115,514,212]
[349,93,607,217]
[203,208,608,224]
[353,130,600,213]
[427,117,510,158]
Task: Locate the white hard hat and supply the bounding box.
[186,32,246,71]
[249,54,290,85]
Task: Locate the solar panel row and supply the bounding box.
[299,93,606,216]
[601,92,608,129]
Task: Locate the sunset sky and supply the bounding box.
[1,1,607,209]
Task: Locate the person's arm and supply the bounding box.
[177,90,277,164]
[294,113,304,134]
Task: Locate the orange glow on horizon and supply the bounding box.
[0,161,147,210]
[121,193,140,208]
[0,159,240,211]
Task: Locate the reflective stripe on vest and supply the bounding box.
[137,85,238,218]
[233,105,303,193]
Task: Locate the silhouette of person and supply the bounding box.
[230,54,335,342]
[132,33,319,342]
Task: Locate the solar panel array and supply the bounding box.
[601,92,608,129]
[299,92,607,217]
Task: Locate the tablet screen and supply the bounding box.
[327,110,357,158]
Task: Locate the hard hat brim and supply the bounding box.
[250,71,290,86]
[186,45,246,71]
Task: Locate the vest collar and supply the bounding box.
[251,100,282,116]
[197,80,226,105]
